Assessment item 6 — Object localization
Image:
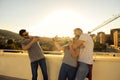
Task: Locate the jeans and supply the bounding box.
[58,63,77,80]
[75,62,92,80]
[31,58,48,80]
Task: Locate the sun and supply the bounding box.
[29,9,91,37]
[44,9,85,27]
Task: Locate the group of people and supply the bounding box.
[19,28,94,80]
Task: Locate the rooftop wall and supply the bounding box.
[0,51,120,80]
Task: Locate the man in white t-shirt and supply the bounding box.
[72,28,94,80]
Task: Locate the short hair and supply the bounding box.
[19,29,26,36]
[74,28,83,32]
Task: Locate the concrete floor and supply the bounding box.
[0,75,27,80]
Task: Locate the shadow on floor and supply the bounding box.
[0,75,27,80]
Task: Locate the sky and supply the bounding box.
[0,0,120,37]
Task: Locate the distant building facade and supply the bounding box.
[96,32,106,44]
[111,28,120,47]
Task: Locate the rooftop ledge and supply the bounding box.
[0,50,120,80]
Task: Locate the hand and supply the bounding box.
[52,36,58,42]
[32,37,39,43]
[80,44,85,48]
[68,41,72,48]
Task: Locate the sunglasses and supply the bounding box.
[23,33,28,36]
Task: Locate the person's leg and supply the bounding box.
[86,64,93,80]
[67,65,77,80]
[75,62,89,80]
[38,58,48,80]
[58,63,68,80]
[31,61,38,80]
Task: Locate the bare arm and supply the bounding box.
[22,37,39,50]
[72,40,85,49]
[69,40,85,58]
[52,36,65,50]
[53,41,64,50]
[69,44,80,58]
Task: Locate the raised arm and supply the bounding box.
[53,41,64,50]
[22,37,39,50]
[69,44,80,58]
[72,39,85,49]
[52,37,64,50]
[69,39,85,58]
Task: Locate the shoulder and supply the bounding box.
[80,34,91,38]
[79,34,90,41]
[81,33,89,36]
[79,33,87,38]
[22,38,32,44]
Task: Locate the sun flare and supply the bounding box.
[29,9,91,37]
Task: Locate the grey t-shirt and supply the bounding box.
[62,46,77,67]
[22,37,45,62]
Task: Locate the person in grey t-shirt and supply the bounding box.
[52,36,84,80]
[19,29,48,80]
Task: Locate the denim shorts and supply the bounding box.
[75,62,93,80]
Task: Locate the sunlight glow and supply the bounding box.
[28,9,92,37]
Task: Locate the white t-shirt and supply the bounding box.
[78,34,94,64]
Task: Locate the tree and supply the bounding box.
[94,42,107,52]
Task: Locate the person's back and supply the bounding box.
[73,28,94,80]
[78,34,94,64]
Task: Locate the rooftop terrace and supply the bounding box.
[0,50,120,80]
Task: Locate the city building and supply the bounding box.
[111,28,120,47]
[96,32,106,44]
